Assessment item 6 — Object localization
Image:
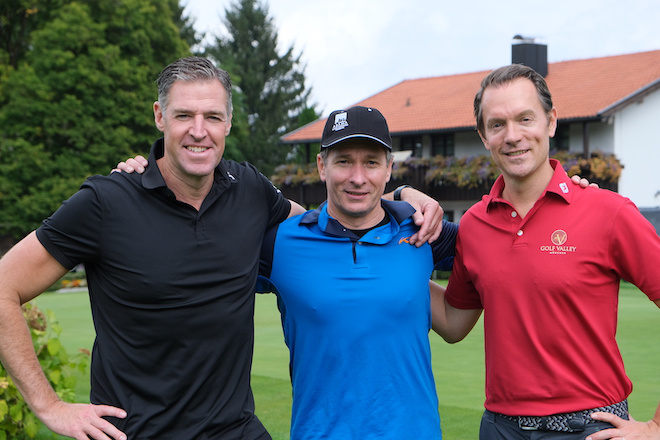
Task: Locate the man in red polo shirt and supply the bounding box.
[432,64,660,439]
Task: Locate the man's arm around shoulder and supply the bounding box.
[0,232,127,440]
[287,200,305,218]
[429,281,482,343]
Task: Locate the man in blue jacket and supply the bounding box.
[257,106,457,439]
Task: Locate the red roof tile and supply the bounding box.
[282,49,660,144]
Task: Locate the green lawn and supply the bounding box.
[31,281,659,439]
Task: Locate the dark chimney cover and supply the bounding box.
[512,36,548,77]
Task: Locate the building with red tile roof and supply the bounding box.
[281,41,660,221]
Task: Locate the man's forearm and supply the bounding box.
[383,184,413,201]
[429,282,482,343]
[0,299,62,415]
[0,232,71,417]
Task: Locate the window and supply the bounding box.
[400,136,423,157]
[432,133,455,157]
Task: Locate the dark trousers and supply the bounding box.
[479,410,616,440]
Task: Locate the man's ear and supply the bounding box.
[317,153,327,182]
[225,114,232,136]
[386,157,393,183]
[548,107,558,138]
[477,130,491,151]
[154,101,165,132]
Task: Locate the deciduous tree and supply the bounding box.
[0,0,190,239]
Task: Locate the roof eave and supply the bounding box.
[390,126,477,136]
[599,78,660,117]
[279,118,327,144]
[280,137,321,145]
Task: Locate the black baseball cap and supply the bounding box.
[320,106,392,150]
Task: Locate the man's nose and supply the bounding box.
[349,164,368,184]
[189,115,207,140]
[504,123,522,144]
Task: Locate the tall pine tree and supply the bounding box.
[205,0,316,176]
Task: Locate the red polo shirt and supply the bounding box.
[446,159,660,416]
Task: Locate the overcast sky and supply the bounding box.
[181,0,660,116]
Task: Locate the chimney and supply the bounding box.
[511,35,548,77]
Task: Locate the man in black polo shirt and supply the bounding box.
[0,56,300,440]
[0,57,443,440]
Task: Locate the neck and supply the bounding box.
[501,163,554,218]
[348,212,389,237]
[157,158,213,211]
[328,205,386,231]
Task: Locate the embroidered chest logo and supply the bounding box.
[551,229,567,245]
[540,229,577,255]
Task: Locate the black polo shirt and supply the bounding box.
[36,138,290,439]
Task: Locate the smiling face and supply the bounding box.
[154,79,232,188]
[317,140,393,229]
[478,77,557,184]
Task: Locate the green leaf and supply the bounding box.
[63,371,78,389]
[48,369,61,386]
[46,310,57,326]
[47,338,61,356]
[58,348,69,363]
[25,413,39,438]
[9,402,23,421]
[0,399,8,419]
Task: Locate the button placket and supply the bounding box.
[509,209,525,241]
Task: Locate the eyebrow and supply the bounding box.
[172,107,228,117]
[486,109,536,124]
[333,153,384,163]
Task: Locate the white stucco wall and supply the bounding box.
[440,200,479,223]
[612,89,660,208]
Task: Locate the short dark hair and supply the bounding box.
[474,64,553,135]
[156,56,233,115]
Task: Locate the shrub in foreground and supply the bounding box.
[0,303,89,439]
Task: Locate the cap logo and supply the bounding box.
[332,112,349,132]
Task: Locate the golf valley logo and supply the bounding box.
[540,229,577,255]
[551,230,567,245]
